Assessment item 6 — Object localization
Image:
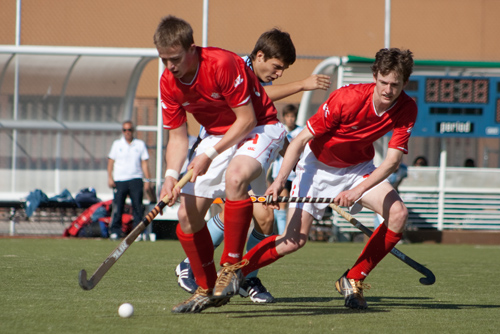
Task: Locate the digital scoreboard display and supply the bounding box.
[405,75,500,137]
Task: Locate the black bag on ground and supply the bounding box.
[75,187,101,208]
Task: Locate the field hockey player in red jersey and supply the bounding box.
[155,15,286,313]
[174,28,331,304]
[216,48,417,310]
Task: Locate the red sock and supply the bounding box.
[347,223,402,280]
[220,198,253,265]
[176,223,217,289]
[241,235,282,276]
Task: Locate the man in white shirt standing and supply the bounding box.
[108,120,152,240]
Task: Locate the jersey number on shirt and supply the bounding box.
[238,134,259,149]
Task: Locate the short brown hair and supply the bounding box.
[371,48,414,83]
[282,104,298,117]
[250,28,296,67]
[153,15,194,50]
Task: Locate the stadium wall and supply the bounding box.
[2,0,500,107]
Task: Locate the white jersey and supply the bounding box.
[108,137,149,181]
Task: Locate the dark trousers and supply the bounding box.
[110,178,144,236]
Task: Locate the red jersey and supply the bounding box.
[160,47,278,135]
[306,83,417,168]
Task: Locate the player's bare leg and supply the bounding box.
[252,200,275,235]
[239,207,314,277]
[275,207,314,255]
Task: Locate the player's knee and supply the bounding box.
[225,173,248,197]
[177,205,188,222]
[255,214,274,232]
[280,243,299,255]
[279,235,307,255]
[388,202,408,233]
[176,207,191,232]
[297,237,308,250]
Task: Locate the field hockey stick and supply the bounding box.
[250,195,435,285]
[78,169,193,291]
[326,203,435,285]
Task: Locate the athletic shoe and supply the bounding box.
[239,277,275,303]
[335,270,371,309]
[213,259,249,299]
[171,286,229,313]
[175,260,198,294]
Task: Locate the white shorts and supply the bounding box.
[289,144,387,220]
[182,123,286,198]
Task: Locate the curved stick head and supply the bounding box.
[419,273,436,285]
[78,269,94,290]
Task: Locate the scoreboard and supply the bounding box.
[405,75,500,137]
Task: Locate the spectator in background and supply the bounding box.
[413,156,428,167]
[107,120,153,240]
[464,158,475,167]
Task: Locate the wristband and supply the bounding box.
[204,147,219,160]
[164,169,179,180]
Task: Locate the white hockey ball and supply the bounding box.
[118,303,134,318]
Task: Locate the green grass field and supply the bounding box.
[1,238,499,333]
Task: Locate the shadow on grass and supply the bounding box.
[222,296,386,318]
[221,295,500,318]
[225,308,385,318]
[274,297,335,303]
[368,296,500,310]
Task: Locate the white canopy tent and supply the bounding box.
[0,45,163,198]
